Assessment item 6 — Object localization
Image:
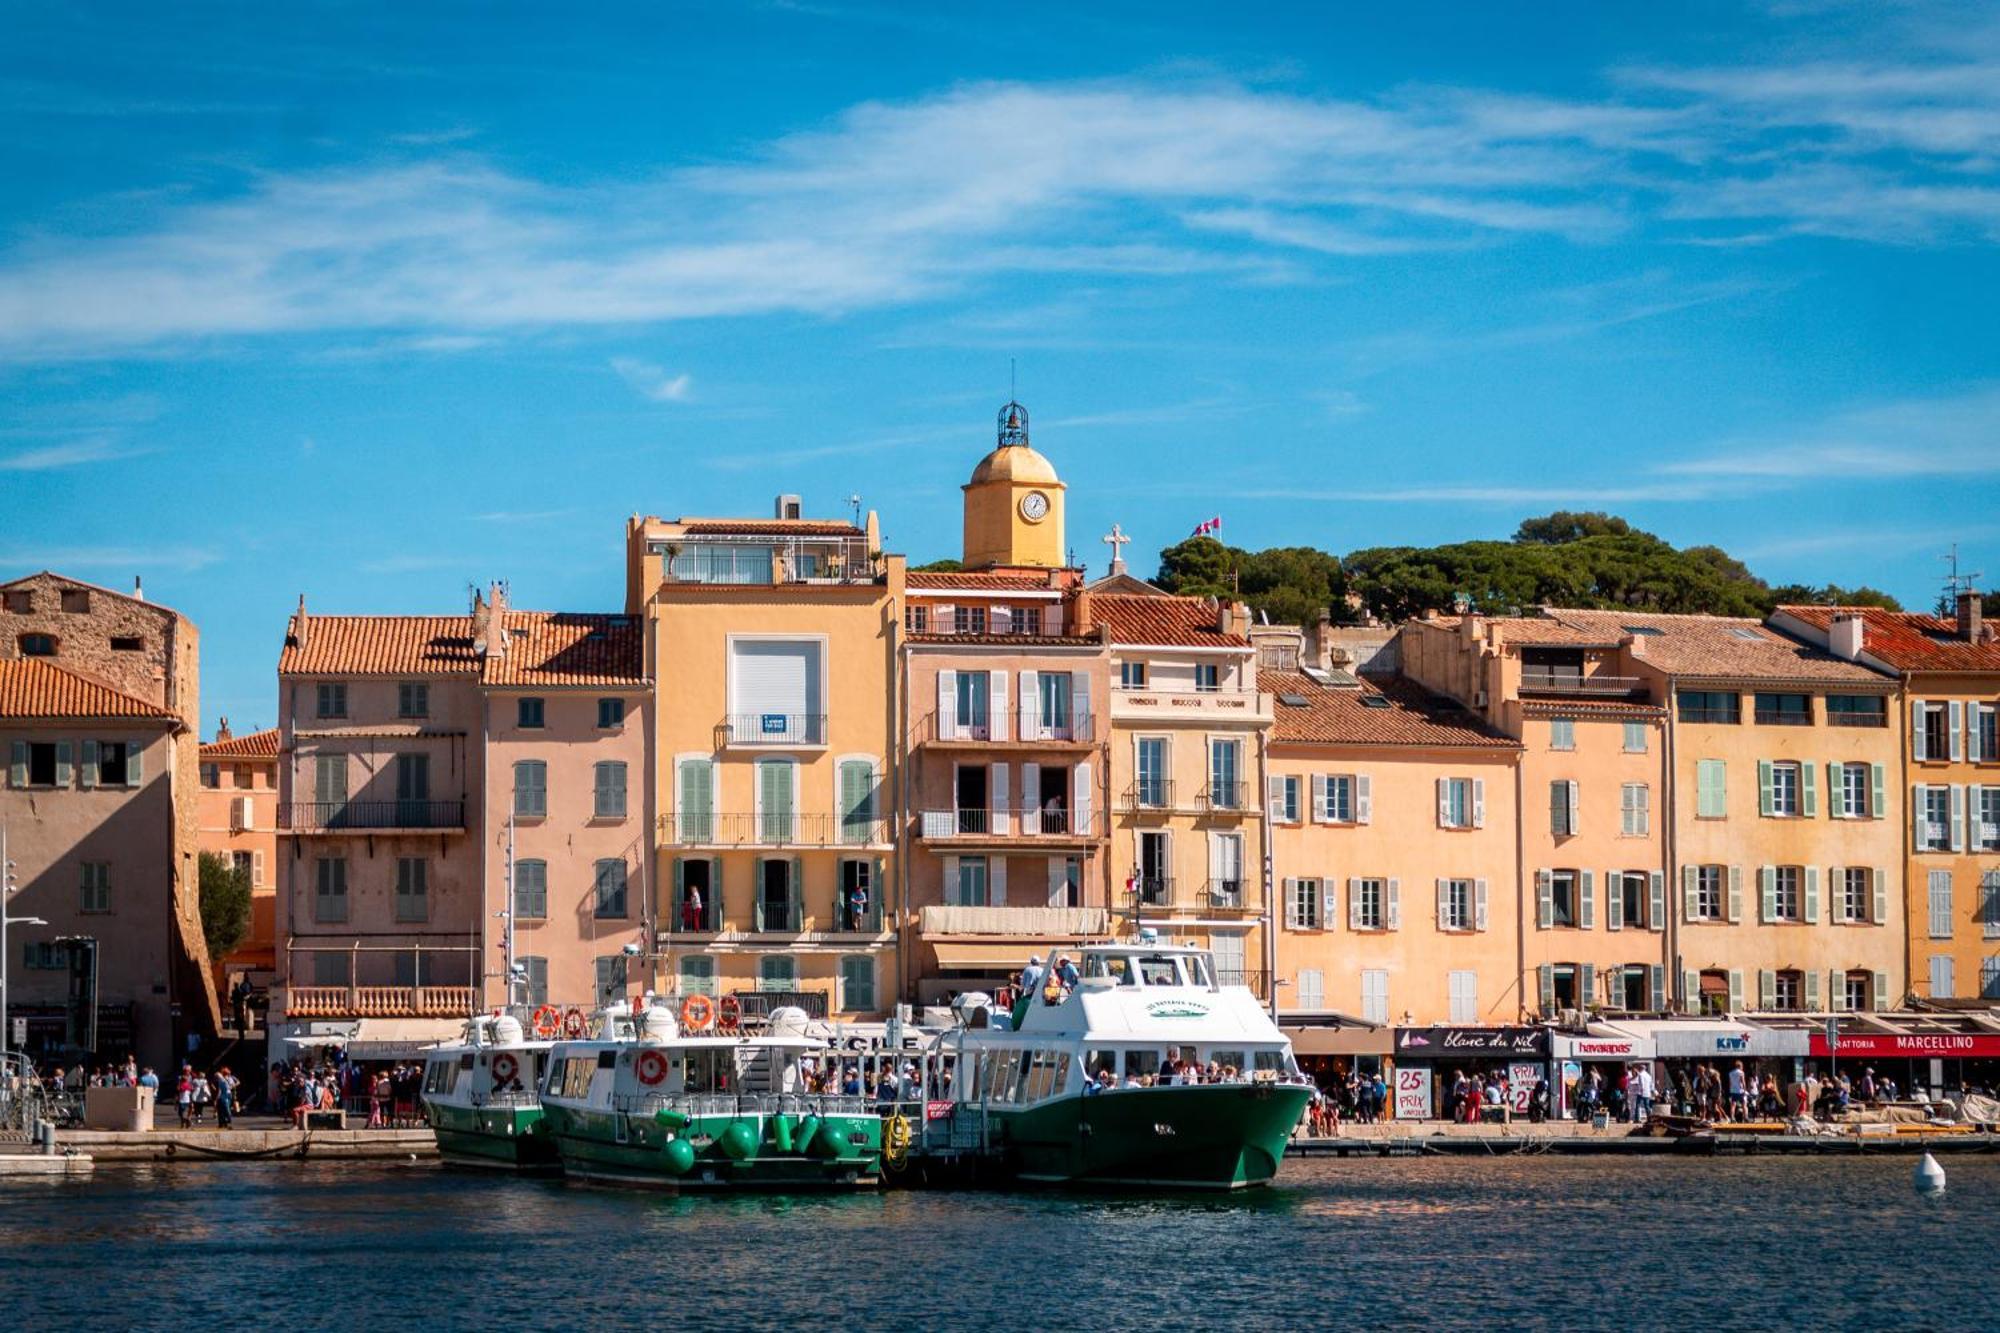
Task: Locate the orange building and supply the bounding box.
[198,723,281,1004]
[1774,595,2000,1003]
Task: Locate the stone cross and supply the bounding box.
[1102,523,1131,575]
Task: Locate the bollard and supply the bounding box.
[37,1120,56,1155]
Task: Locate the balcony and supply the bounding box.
[1117,781,1176,814]
[1195,783,1251,817]
[280,800,466,834]
[285,984,475,1019]
[917,806,1104,846]
[728,990,830,1021]
[720,713,826,747]
[659,812,889,848]
[911,710,1095,748]
[1127,874,1175,908]
[1518,670,1645,698]
[1204,878,1252,910]
[656,535,878,587]
[1110,688,1273,725]
[919,904,1110,936]
[752,895,803,933]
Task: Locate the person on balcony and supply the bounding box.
[682,883,705,932]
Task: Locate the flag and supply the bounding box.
[1190,516,1224,538]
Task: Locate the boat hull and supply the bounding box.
[542,1104,884,1191]
[425,1103,558,1170]
[994,1083,1311,1190]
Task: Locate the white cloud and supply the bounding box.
[1659,384,2000,478]
[0,544,218,572]
[610,357,693,402]
[0,437,138,470]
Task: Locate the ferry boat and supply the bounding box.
[539,1001,884,1190]
[927,940,1313,1190]
[420,1013,558,1170]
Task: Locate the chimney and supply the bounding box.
[291,593,308,650]
[132,575,145,602]
[215,716,232,742]
[1306,610,1334,672]
[473,581,509,660]
[1071,587,1095,638]
[1829,611,1865,662]
[1958,590,1984,644]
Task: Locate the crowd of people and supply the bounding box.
[1303,1068,1391,1135]
[271,1056,427,1128]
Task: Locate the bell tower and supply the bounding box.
[961,400,1066,569]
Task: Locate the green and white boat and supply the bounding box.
[540,1002,884,1190]
[929,940,1313,1190]
[420,1013,558,1170]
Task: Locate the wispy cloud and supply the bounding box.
[1660,384,2000,478]
[358,554,466,575]
[0,544,219,572]
[473,508,576,523]
[0,437,140,471]
[610,357,693,402]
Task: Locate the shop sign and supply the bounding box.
[1507,1062,1541,1114]
[1808,1032,2000,1059]
[1393,1066,1431,1121]
[1395,1026,1548,1057]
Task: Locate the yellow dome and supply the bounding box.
[969,444,1061,486]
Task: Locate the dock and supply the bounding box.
[1291,1122,2000,1157]
[0,1153,94,1176]
[54,1126,438,1163]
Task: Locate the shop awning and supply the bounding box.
[1598,1018,1807,1059]
[344,1017,463,1060]
[1551,1024,1656,1061]
[1809,1013,2000,1059]
[930,942,1070,971]
[1283,1021,1392,1056]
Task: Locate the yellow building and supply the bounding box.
[961,401,1066,570]
[1774,597,2000,1003]
[629,504,902,1019]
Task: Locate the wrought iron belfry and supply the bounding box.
[997,399,1030,448]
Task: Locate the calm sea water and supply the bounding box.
[2,1155,1994,1329]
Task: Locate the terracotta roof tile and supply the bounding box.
[1095,594,1249,649]
[1520,698,1667,719]
[907,571,1055,591]
[1777,605,2000,673]
[1545,610,1889,684]
[482,611,646,687]
[1266,669,1518,749]
[278,615,479,677]
[0,659,176,720]
[202,728,280,759]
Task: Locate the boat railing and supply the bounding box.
[470,1089,541,1109]
[607,1091,876,1117]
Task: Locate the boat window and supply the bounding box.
[1085,954,1138,985]
[559,1056,595,1099]
[1085,1049,1116,1082]
[596,1049,618,1070]
[1137,955,1182,987]
[1053,1052,1072,1097]
[1253,1050,1287,1077]
[1207,1049,1246,1077]
[1186,956,1214,987]
[1020,1050,1065,1103]
[458,1053,475,1071]
[1124,1049,1162,1083]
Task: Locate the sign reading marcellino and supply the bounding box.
[1394,1027,1549,1057]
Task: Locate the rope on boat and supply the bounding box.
[884,1114,913,1170]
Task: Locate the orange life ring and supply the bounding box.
[530,1005,561,1039]
[491,1052,519,1087]
[635,1048,669,1086]
[681,994,716,1032]
[562,1007,588,1039]
[716,995,742,1032]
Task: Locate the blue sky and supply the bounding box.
[4,1,1998,733]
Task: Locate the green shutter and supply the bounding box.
[840,760,872,843]
[1800,762,1817,818]
[1870,764,1885,819]
[1757,760,1775,817]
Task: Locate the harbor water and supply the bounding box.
[3,1156,1995,1328]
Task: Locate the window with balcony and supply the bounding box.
[954,605,987,636]
[593,761,627,819]
[757,759,797,842]
[316,682,347,718]
[518,697,545,729]
[1136,831,1170,905]
[1754,692,1812,726]
[1050,856,1083,908]
[597,697,625,729]
[78,862,111,914]
[314,857,348,923]
[1678,690,1739,724]
[397,682,428,719]
[1120,660,1147,689]
[1135,737,1168,808]
[904,604,929,635]
[953,670,990,738]
[1978,786,2000,850]
[839,759,878,844]
[513,761,547,818]
[396,752,430,814]
[1917,785,1952,851]
[1038,671,1072,736]
[395,858,428,923]
[1207,832,1245,906]
[1194,663,1219,693]
[839,858,877,928]
[948,856,989,907]
[1621,783,1650,836]
[514,859,548,920]
[677,758,715,842]
[594,859,628,918]
[1207,739,1242,809]
[1826,695,1886,728]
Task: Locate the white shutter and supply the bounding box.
[1727,866,1744,923]
[1535,870,1552,930]
[1347,877,1362,930]
[1073,760,1093,837]
[989,670,1009,742]
[253,850,265,888]
[1649,872,1665,933]
[1950,784,1965,852]
[1022,762,1041,831]
[1578,870,1595,930]
[991,857,1007,906]
[990,763,1010,837]
[1386,878,1401,930]
[1436,778,1450,827]
[937,669,957,740]
[1311,774,1328,824]
[1949,700,1964,762]
[1606,869,1623,931]
[1323,879,1339,930]
[1804,866,1820,924]
[1267,776,1286,823]
[1018,670,1039,741]
[1281,877,1298,928]
[1472,778,1486,828]
[1566,781,1580,834]
[1356,774,1372,824]
[1912,699,1928,761]
[1436,878,1448,928]
[1210,833,1227,894]
[1474,878,1489,931]
[1874,867,1889,927]
[1070,670,1090,740]
[1683,865,1699,923]
[1048,857,1064,907]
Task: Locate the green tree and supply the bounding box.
[1513,511,1632,545]
[1769,583,1903,611]
[911,558,963,574]
[1155,536,1239,598]
[199,851,251,961]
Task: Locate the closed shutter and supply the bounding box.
[736,642,812,719]
[1727,865,1744,923]
[991,763,1010,837]
[680,760,713,838]
[989,670,1009,742]
[1474,879,1489,931]
[760,761,795,841]
[1299,969,1324,1010]
[1648,872,1665,933]
[1930,871,1953,939]
[1535,870,1553,930]
[937,670,956,740]
[1070,670,1090,741]
[1931,955,1955,999]
[1356,774,1372,824]
[1385,878,1401,930]
[1074,760,1093,836]
[1347,878,1362,930]
[1606,869,1622,931]
[1578,871,1594,929]
[1472,779,1485,828]
[1017,669,1041,741]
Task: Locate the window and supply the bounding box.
[597,698,625,729]
[1772,970,1802,1011]
[593,761,628,819]
[517,697,545,729]
[1549,780,1578,837]
[1985,957,2000,1001]
[1696,969,1729,1016]
[395,858,428,923]
[1622,721,1648,753]
[1693,866,1724,921]
[594,859,628,918]
[1620,872,1648,929]
[594,955,628,1008]
[1916,701,1949,759]
[678,956,717,999]
[954,605,987,635]
[949,856,989,907]
[1977,704,1998,762]
[1928,870,1954,939]
[517,957,549,1008]
[1621,783,1650,836]
[1448,970,1477,1024]
[838,759,877,844]
[231,764,251,789]
[1194,663,1219,693]
[18,633,55,657]
[2,590,29,613]
[1050,856,1082,909]
[758,955,797,993]
[311,953,351,987]
[1438,877,1476,931]
[1837,762,1872,819]
[1771,866,1803,922]
[1978,786,2000,852]
[1549,870,1578,927]
[94,740,132,787]
[201,763,220,788]
[316,682,347,718]
[1136,833,1169,904]
[397,682,429,719]
[60,589,89,613]
[1119,660,1147,689]
[1844,972,1871,1012]
[395,752,429,805]
[1286,877,1322,930]
[903,603,929,635]
[840,956,876,1012]
[1918,786,1952,851]
[1135,737,1167,808]
[1311,773,1357,824]
[1352,877,1388,931]
[1695,759,1726,819]
[514,859,548,920]
[1678,691,1739,724]
[1841,867,1870,924]
[1271,774,1300,824]
[1360,969,1389,1024]
[953,670,990,734]
[1550,719,1575,751]
[512,761,547,817]
[1439,777,1479,829]
[24,941,67,970]
[78,862,111,913]
[1754,693,1812,726]
[1930,955,1956,1000]
[109,636,143,652]
[1207,739,1241,808]
[1208,833,1245,904]
[1039,672,1072,736]
[313,857,348,923]
[1826,695,1886,728]
[1764,761,1802,817]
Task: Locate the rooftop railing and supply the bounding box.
[1518,671,1645,697]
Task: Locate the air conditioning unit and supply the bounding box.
[1558,1007,1582,1027]
[1473,690,1488,708]
[775,494,803,520]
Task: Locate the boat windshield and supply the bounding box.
[1082,951,1215,988]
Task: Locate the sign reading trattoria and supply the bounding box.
[1808,1032,2000,1059]
[1394,1026,1548,1057]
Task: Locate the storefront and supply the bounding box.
[1283,1019,1393,1111]
[1598,1019,1809,1114]
[1549,1028,1657,1120]
[1808,1017,2000,1099]
[1391,1026,1548,1122]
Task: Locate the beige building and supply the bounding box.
[198,723,281,1004]
[1775,595,2000,1003]
[1,571,216,1070]
[631,504,900,1019]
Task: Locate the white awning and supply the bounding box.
[344,1017,464,1059]
[1597,1018,1807,1059]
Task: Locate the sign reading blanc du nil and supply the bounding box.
[1395,1026,1549,1057]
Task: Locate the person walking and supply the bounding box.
[175,1065,194,1128]
[216,1067,238,1128]
[190,1072,213,1127]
